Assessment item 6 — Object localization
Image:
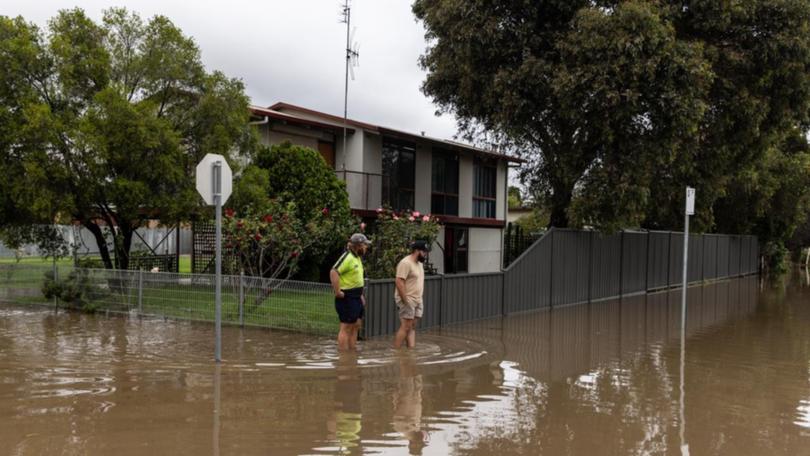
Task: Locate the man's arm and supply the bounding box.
[395,277,408,304]
[330,269,344,298]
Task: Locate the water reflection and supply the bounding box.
[3,276,810,455]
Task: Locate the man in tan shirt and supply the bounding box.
[394,240,428,349]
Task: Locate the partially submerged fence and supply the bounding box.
[0,264,336,334]
[364,229,759,337]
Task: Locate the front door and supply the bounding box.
[317,141,336,169]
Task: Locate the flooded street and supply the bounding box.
[2,275,810,455]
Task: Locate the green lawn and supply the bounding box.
[0,263,338,334]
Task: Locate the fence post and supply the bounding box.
[239,271,245,327]
[138,268,144,316]
[548,229,554,309]
[619,231,625,298]
[440,274,446,326]
[587,231,593,304]
[52,258,58,308]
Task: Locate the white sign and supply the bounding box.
[685,187,695,216]
[195,154,232,205]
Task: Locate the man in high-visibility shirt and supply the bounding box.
[330,233,371,350]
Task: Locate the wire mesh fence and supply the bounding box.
[0,263,338,335]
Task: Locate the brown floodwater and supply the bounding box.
[1,274,809,455]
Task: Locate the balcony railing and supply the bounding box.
[335,170,389,211]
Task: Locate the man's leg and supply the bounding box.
[407,317,419,348]
[394,318,412,348]
[338,323,352,351]
[349,322,360,350]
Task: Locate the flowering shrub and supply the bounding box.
[222,200,339,282]
[365,208,441,279]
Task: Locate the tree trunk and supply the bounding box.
[548,187,572,228]
[117,223,134,271]
[83,222,114,269]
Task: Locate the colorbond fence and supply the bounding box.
[364,228,759,337]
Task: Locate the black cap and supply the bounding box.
[410,240,430,252]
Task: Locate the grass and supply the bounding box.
[0,263,339,334]
[179,255,191,274]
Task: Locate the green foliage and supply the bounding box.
[0,8,254,270]
[413,0,810,256]
[508,186,523,209]
[230,141,354,279]
[515,209,550,235]
[365,208,441,279]
[223,201,313,280]
[42,269,106,312]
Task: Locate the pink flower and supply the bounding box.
[376,207,383,213]
[322,207,330,216]
[360,222,367,231]
[413,211,421,218]
[393,215,399,220]
[408,216,415,222]
[422,215,430,222]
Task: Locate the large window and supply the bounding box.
[444,227,468,273]
[473,158,497,218]
[431,149,459,216]
[382,138,415,210]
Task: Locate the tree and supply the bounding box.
[413,1,810,235]
[0,8,254,269]
[364,208,441,279]
[508,186,523,209]
[230,141,355,279]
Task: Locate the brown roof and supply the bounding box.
[264,102,526,164]
[249,105,356,133]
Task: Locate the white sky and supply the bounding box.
[0,0,460,140]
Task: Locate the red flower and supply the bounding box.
[322,207,330,216]
[254,233,263,241]
[236,220,244,229]
[224,208,235,218]
[291,251,300,258]
[263,214,273,223]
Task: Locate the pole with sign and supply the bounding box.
[679,186,694,456]
[196,154,232,363]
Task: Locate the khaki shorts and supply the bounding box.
[397,300,423,320]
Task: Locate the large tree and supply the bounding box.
[413,0,810,234]
[0,8,253,269]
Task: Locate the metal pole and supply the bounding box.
[138,268,144,315]
[681,213,689,337]
[52,257,58,308]
[214,161,223,363]
[342,4,351,171]
[239,271,244,327]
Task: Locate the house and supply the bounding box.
[248,102,523,274]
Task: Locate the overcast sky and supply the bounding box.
[1,0,460,139]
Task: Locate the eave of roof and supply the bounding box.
[249,105,355,134]
[267,102,526,164]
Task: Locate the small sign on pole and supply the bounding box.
[196,154,232,363]
[685,187,696,216]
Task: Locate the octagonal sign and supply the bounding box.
[195,153,232,206]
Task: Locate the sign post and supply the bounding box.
[680,186,695,456]
[196,154,232,363]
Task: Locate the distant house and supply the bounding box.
[248,102,523,274]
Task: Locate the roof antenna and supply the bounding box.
[339,0,360,171]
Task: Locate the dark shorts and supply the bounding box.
[335,287,365,324]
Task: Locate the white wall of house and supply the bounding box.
[430,226,445,273]
[496,161,507,220]
[468,228,503,273]
[414,143,432,214]
[458,155,474,218]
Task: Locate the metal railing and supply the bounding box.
[0,264,337,334]
[335,169,388,210]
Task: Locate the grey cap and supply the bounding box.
[350,233,371,245]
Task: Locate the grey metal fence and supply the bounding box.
[364,228,759,338]
[0,264,337,334]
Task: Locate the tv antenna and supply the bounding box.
[339,0,359,169]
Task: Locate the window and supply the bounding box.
[473,158,497,218]
[444,227,468,273]
[382,138,416,210]
[431,149,459,215]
